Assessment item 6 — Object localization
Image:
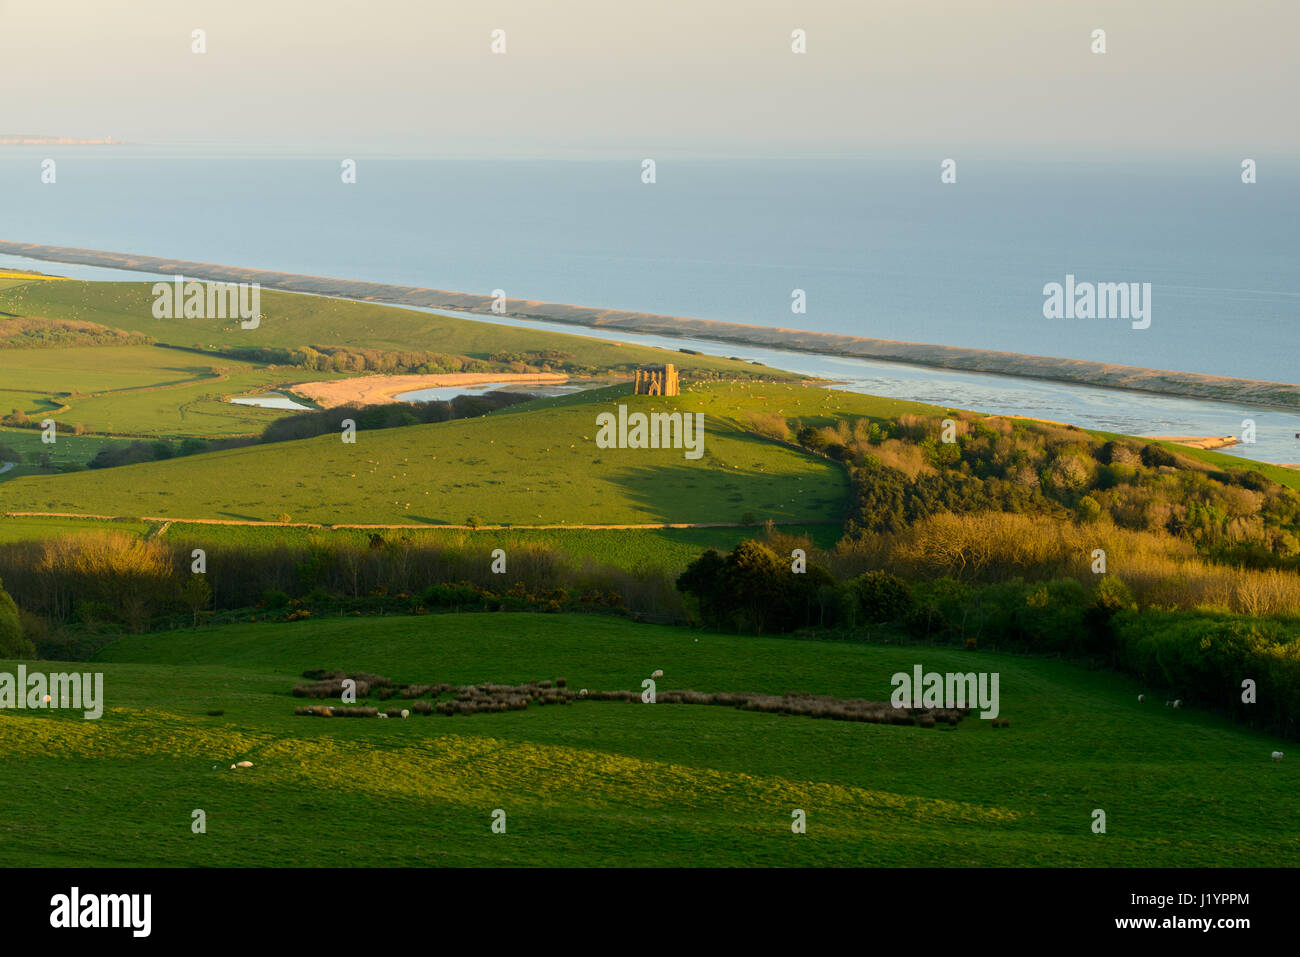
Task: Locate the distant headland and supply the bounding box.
[3,239,1299,412]
[0,135,127,145]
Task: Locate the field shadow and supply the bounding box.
[607,448,839,524]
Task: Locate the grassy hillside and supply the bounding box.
[0,346,296,438]
[0,279,793,378]
[6,375,1291,533]
[0,384,851,526]
[0,279,800,446]
[1,612,1293,867]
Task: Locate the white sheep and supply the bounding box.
[579,689,588,698]
[235,761,253,768]
[1138,695,1145,703]
[651,669,664,679]
[1174,700,1182,708]
[1272,751,1285,762]
[400,709,410,719]
[378,713,388,719]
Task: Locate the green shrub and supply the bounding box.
[1076,495,1103,523]
[1140,444,1177,468]
[1082,574,1136,657]
[421,582,486,609]
[854,570,915,623]
[677,541,848,634]
[0,577,35,659]
[906,578,972,641]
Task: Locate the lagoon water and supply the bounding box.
[2,150,1298,458]
[228,392,312,411]
[394,381,587,403]
[427,305,1300,465]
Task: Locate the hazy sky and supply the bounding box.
[2,0,1296,156]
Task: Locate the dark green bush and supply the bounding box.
[1115,609,1300,736]
[854,570,914,623]
[421,583,487,609]
[0,577,35,659]
[1140,443,1178,468]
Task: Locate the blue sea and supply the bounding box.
[2,149,1298,459]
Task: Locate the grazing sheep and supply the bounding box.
[400,709,410,718]
[235,761,253,768]
[1174,700,1182,708]
[579,689,588,697]
[377,713,388,719]
[651,670,664,679]
[1272,751,1285,762]
[1137,695,1145,703]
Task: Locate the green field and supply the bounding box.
[0,427,144,477]
[0,515,153,544]
[0,343,300,438]
[0,344,232,393]
[0,384,853,526]
[1,612,1294,867]
[55,369,295,438]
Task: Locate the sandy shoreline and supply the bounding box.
[5,240,1300,412]
[287,373,572,409]
[1011,419,1241,451]
[1145,435,1240,450]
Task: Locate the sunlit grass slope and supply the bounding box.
[0,612,1293,866]
[0,385,851,526]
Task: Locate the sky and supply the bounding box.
[1,0,1297,157]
